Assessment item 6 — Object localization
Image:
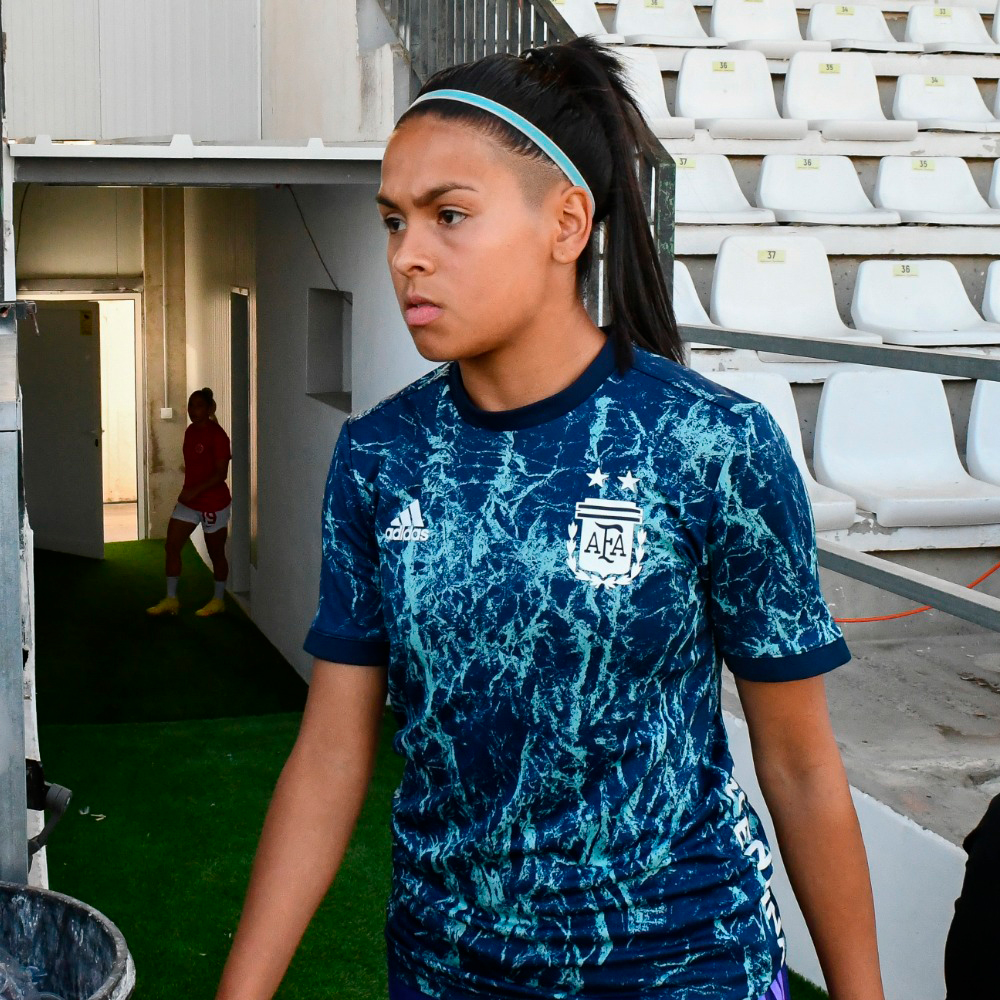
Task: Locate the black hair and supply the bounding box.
[189,387,219,423]
[396,36,682,371]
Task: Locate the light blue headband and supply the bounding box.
[407,88,596,212]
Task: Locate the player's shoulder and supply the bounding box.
[346,365,450,433]
[628,348,768,431]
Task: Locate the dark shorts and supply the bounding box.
[388,965,791,1000]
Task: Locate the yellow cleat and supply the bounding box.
[146,596,180,617]
[195,597,226,618]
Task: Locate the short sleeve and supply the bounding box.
[707,402,850,682]
[303,422,389,666]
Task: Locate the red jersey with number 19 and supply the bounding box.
[182,421,232,513]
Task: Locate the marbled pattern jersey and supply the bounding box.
[304,338,850,1000]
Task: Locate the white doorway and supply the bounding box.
[18,292,145,557]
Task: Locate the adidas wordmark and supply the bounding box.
[385,499,429,542]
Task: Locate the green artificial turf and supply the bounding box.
[32,540,828,1000]
[33,541,307,725]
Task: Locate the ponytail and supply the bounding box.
[190,386,220,424]
[399,36,682,371]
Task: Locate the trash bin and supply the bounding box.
[0,881,135,1000]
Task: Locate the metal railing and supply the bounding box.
[376,0,676,317]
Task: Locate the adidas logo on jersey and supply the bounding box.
[385,499,429,542]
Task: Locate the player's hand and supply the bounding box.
[178,487,196,504]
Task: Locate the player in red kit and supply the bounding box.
[147,387,232,617]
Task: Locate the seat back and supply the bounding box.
[874,156,991,213]
[815,370,967,485]
[676,153,755,213]
[676,49,781,119]
[707,372,810,472]
[967,379,1000,484]
[851,259,985,332]
[711,0,803,42]
[905,5,994,46]
[994,0,1000,42]
[614,0,707,38]
[988,159,999,209]
[983,259,1000,322]
[550,0,608,37]
[893,74,996,124]
[616,47,672,121]
[756,153,875,212]
[783,50,886,121]
[673,260,713,326]
[710,235,846,335]
[806,3,896,44]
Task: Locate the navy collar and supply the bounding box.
[448,336,618,431]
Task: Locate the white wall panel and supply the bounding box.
[4,0,102,140]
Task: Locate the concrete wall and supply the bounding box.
[254,183,431,676]
[725,712,966,1000]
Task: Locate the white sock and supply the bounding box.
[214,581,225,600]
[166,577,179,599]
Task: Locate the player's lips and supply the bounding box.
[404,294,443,327]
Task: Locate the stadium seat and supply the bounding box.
[983,259,1000,322]
[967,378,1000,486]
[616,48,696,137]
[710,0,830,58]
[613,0,726,47]
[989,159,1000,209]
[782,51,918,140]
[904,5,1000,55]
[675,153,776,223]
[710,236,882,362]
[549,0,625,43]
[994,0,1000,43]
[873,156,1000,225]
[675,49,809,139]
[893,74,1000,132]
[814,370,1000,527]
[851,259,1000,346]
[756,153,900,224]
[806,3,923,53]
[706,371,858,530]
[674,260,730,351]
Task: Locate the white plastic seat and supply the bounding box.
[615,48,696,138]
[814,370,1000,527]
[905,5,1000,55]
[613,0,726,47]
[893,74,1000,133]
[707,371,857,530]
[782,51,917,140]
[874,156,1000,225]
[983,259,1000,322]
[851,259,1000,346]
[675,153,776,223]
[710,236,882,363]
[675,49,808,139]
[806,3,923,53]
[989,159,1000,209]
[756,154,900,224]
[710,0,830,58]
[549,0,625,43]
[674,260,730,352]
[967,379,1000,486]
[994,0,1000,43]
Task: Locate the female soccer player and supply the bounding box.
[147,387,231,617]
[216,38,884,1000]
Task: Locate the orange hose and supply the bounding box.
[833,557,1000,624]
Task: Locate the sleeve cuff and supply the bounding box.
[303,628,390,666]
[724,635,851,682]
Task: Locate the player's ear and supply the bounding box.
[551,186,592,266]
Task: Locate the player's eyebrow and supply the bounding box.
[375,183,479,211]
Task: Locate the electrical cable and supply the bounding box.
[833,557,1000,623]
[285,185,341,291]
[15,183,33,254]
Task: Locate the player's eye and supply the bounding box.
[382,215,406,234]
[439,209,467,226]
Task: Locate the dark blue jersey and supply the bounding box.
[305,337,849,999]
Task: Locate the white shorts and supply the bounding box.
[171,502,231,534]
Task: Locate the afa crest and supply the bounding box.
[566,497,646,589]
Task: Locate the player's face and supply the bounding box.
[377,115,564,363]
[188,395,210,424]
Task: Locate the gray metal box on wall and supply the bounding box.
[4,0,261,141]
